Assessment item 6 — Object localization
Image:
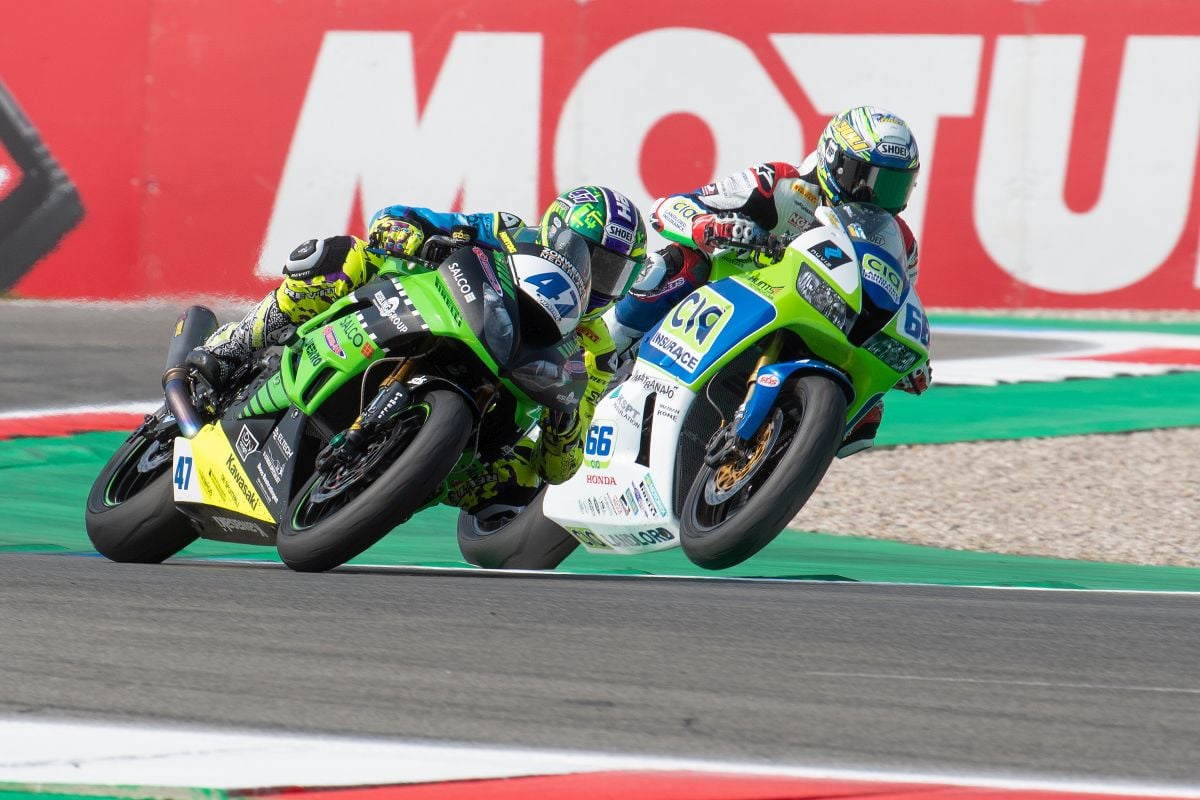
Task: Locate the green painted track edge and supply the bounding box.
[4,424,1200,592]
[0,784,228,800]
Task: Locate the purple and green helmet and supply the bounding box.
[540,185,648,317]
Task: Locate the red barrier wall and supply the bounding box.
[1,0,1199,308]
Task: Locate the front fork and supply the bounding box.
[318,358,415,469]
[703,331,783,467]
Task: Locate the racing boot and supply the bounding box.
[536,408,584,484]
[184,341,240,393]
[836,403,883,459]
[448,438,542,519]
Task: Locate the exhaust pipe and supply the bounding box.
[162,306,218,438]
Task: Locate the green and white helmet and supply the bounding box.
[816,106,920,214]
[539,186,648,318]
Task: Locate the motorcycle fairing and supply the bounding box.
[734,360,854,441]
[434,246,519,366]
[542,359,695,555]
[172,423,276,520]
[172,411,308,543]
[353,277,431,355]
[636,280,778,390]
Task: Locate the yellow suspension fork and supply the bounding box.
[328,358,415,458]
[740,331,783,410]
[705,331,783,468]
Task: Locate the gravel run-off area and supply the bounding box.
[799,426,1200,568]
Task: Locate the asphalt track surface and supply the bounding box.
[0,556,1198,784]
[4,302,1199,786]
[0,301,1074,411]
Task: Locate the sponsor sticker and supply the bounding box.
[373,289,411,332]
[235,425,259,459]
[322,325,345,358]
[756,373,781,388]
[877,141,910,159]
[212,515,270,539]
[448,261,477,303]
[807,240,852,269]
[647,288,734,375]
[270,427,294,460]
[861,253,904,303]
[642,475,668,517]
[565,525,675,550]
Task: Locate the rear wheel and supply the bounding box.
[456,486,579,570]
[680,375,846,570]
[85,412,198,563]
[277,389,473,572]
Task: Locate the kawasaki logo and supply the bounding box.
[225,454,259,511]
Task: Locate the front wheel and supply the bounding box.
[85,412,198,563]
[680,374,847,570]
[456,486,579,570]
[277,389,473,572]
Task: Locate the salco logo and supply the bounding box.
[447,261,477,303]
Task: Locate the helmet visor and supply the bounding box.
[831,152,917,213]
[588,244,639,301]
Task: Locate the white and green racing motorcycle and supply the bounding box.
[457,202,930,570]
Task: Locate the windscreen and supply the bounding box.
[831,203,907,268]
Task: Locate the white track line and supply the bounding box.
[0,718,1195,796]
[0,401,158,420]
[188,559,1200,595]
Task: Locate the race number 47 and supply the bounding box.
[174,455,193,491]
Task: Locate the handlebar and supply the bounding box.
[708,232,789,262]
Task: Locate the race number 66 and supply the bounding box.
[585,424,613,457]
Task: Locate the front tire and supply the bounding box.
[457,486,580,570]
[85,418,198,563]
[680,374,846,570]
[277,389,473,572]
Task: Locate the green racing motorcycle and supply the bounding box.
[85,231,590,572]
[458,203,931,570]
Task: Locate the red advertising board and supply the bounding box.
[1,0,1198,308]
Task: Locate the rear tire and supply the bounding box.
[277,389,473,572]
[680,375,846,570]
[85,421,198,563]
[457,487,579,570]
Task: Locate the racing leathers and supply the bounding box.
[602,154,930,457]
[189,204,617,513]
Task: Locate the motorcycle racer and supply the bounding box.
[604,105,930,457]
[188,186,647,515]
